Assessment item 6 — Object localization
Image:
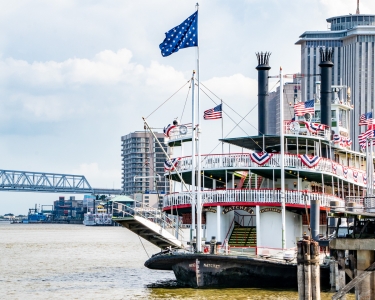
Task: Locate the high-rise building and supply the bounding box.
[267,79,301,135]
[121,131,168,196]
[296,13,375,150]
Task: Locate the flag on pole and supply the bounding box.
[294,99,315,116]
[204,104,222,120]
[159,11,198,57]
[358,129,374,149]
[358,112,373,126]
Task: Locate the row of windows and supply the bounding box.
[357,35,375,43]
[306,41,343,48]
[330,16,375,31]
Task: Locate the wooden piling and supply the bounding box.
[297,238,321,300]
[297,241,305,300]
[336,250,346,299]
[303,239,312,300]
[310,240,321,300]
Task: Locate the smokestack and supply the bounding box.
[319,47,334,130]
[256,52,271,136]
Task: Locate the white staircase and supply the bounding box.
[112,201,184,249]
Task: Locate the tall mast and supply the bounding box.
[280,67,286,250]
[191,71,196,245]
[195,2,202,253]
[356,0,360,15]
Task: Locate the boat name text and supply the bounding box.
[203,263,220,268]
[222,206,254,214]
[260,208,281,213]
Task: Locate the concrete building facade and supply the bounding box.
[296,14,375,150]
[121,131,168,196]
[267,79,302,135]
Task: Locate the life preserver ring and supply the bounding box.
[204,246,209,253]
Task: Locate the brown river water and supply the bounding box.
[0,223,353,299]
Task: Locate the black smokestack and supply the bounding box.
[256,52,271,136]
[319,47,334,129]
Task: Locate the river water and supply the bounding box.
[0,223,352,299]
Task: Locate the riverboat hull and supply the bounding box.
[145,253,330,289]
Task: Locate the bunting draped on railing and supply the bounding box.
[164,158,180,171]
[353,171,358,182]
[250,151,273,166]
[163,124,176,137]
[363,174,367,184]
[333,135,352,147]
[298,154,321,168]
[302,121,328,134]
[332,162,337,174]
[343,166,348,178]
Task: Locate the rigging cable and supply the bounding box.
[180,81,192,123]
[145,80,190,119]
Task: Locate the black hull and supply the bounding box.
[145,254,330,289]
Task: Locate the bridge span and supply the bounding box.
[0,169,122,195]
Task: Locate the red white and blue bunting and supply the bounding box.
[298,154,321,168]
[164,157,180,171]
[302,122,328,134]
[343,166,348,178]
[363,174,367,184]
[332,162,337,174]
[250,151,273,166]
[353,171,358,182]
[163,124,176,137]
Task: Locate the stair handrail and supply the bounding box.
[224,215,236,242]
[112,201,184,239]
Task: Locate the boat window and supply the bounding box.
[339,109,347,128]
[331,110,336,118]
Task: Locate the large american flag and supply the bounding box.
[359,112,373,126]
[204,104,222,120]
[294,99,315,116]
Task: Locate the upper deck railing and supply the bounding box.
[163,189,345,208]
[172,153,370,187]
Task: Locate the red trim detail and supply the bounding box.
[162,202,329,212]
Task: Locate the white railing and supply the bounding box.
[173,153,371,187]
[164,189,345,208]
[112,201,183,238]
[283,120,331,139]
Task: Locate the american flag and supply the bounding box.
[204,104,222,120]
[358,112,373,126]
[294,99,315,116]
[358,129,374,148]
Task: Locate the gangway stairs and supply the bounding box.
[112,201,184,249]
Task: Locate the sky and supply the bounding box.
[1,0,375,215]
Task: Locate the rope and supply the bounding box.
[145,80,190,119]
[138,234,150,258]
[180,81,192,123]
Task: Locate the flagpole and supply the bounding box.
[191,71,196,249]
[195,2,202,253]
[280,67,286,251]
[221,99,224,154]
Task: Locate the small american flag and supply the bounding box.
[294,99,315,116]
[359,112,373,126]
[358,129,374,148]
[204,104,222,120]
